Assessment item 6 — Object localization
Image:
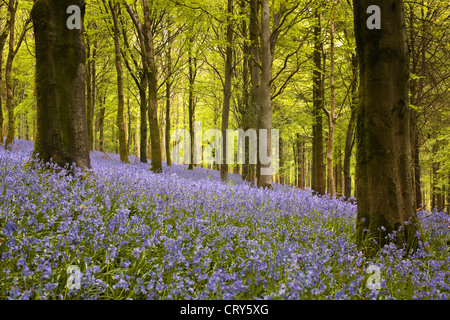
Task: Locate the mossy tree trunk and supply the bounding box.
[354,0,422,255]
[31,0,90,170]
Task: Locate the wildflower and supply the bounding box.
[113,277,130,291]
[121,259,131,268]
[3,222,17,237]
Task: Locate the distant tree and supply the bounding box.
[30,0,90,170]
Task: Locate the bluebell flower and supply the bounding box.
[113,277,130,291]
[3,222,17,237]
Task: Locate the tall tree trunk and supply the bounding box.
[220,0,233,182]
[188,35,195,170]
[109,1,129,163]
[5,0,29,148]
[165,29,172,167]
[139,74,148,163]
[447,174,450,213]
[98,98,106,152]
[257,0,273,189]
[0,24,8,146]
[248,0,260,187]
[86,32,93,151]
[239,0,252,182]
[312,10,325,195]
[127,97,132,153]
[31,0,90,170]
[91,43,96,151]
[344,108,356,198]
[296,134,305,189]
[408,3,425,209]
[324,8,336,196]
[344,53,358,199]
[278,138,284,184]
[142,0,162,173]
[4,0,16,149]
[354,0,422,255]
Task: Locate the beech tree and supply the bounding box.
[31,0,90,170]
[311,9,325,195]
[124,0,162,173]
[353,1,422,254]
[4,0,31,149]
[0,4,9,146]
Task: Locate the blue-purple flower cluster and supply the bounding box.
[0,140,449,300]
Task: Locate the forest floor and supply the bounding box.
[0,139,449,300]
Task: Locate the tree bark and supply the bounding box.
[248,0,260,188]
[354,0,422,254]
[220,0,233,182]
[187,35,195,170]
[165,28,172,167]
[0,21,8,146]
[324,8,336,196]
[139,74,148,163]
[296,134,305,189]
[31,0,90,170]
[108,1,129,163]
[98,97,106,152]
[142,0,162,173]
[5,0,30,149]
[256,0,273,189]
[312,9,325,195]
[86,31,93,151]
[344,53,358,199]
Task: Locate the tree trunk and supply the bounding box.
[408,3,425,209]
[239,0,252,183]
[248,0,260,187]
[165,29,172,167]
[312,10,325,195]
[220,0,233,182]
[142,0,162,173]
[257,0,273,189]
[188,36,195,170]
[139,74,148,163]
[296,134,305,189]
[0,24,8,146]
[99,99,106,152]
[344,53,358,199]
[109,1,129,163]
[86,33,92,150]
[354,0,422,255]
[5,0,29,148]
[31,0,90,170]
[324,9,336,196]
